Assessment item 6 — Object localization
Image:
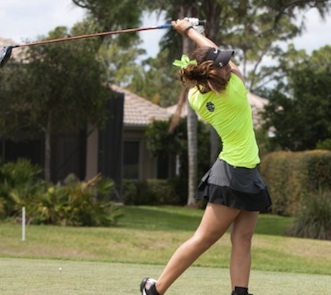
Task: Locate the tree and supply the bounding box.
[0,24,109,181]
[72,0,144,46]
[261,45,331,151]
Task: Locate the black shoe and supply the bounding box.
[140,277,157,295]
[232,288,253,295]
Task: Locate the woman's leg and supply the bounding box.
[230,210,259,291]
[155,203,240,294]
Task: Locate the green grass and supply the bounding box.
[0,258,330,295]
[1,206,331,294]
[119,206,293,235]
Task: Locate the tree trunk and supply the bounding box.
[210,126,220,165]
[44,116,52,182]
[186,99,198,206]
[181,12,197,206]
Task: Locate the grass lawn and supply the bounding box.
[0,258,330,295]
[1,205,331,294]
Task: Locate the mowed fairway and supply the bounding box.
[1,206,331,294]
[0,258,330,295]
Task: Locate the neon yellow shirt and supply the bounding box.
[188,73,260,168]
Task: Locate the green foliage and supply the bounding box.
[0,159,45,219]
[260,150,331,216]
[261,45,331,151]
[122,178,187,206]
[129,0,331,97]
[145,118,187,157]
[286,191,331,240]
[0,159,123,226]
[129,49,182,107]
[254,127,279,156]
[145,117,210,179]
[33,175,124,226]
[98,38,146,87]
[72,0,144,46]
[71,0,331,104]
[316,138,331,150]
[0,22,112,180]
[0,22,110,140]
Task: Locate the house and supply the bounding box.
[85,85,175,186]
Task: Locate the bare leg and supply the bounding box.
[155,203,240,294]
[230,211,259,291]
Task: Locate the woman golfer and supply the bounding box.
[140,18,272,295]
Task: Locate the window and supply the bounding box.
[123,141,139,179]
[157,155,169,179]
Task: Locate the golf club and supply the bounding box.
[0,19,206,68]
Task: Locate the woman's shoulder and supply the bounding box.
[228,73,247,94]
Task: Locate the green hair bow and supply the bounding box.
[172,54,197,68]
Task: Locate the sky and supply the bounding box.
[1,0,330,58]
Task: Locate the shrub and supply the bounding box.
[0,158,45,220]
[122,178,188,205]
[33,174,124,226]
[286,191,331,240]
[0,159,123,226]
[316,138,331,150]
[121,180,154,205]
[260,150,331,215]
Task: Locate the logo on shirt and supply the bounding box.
[206,102,215,112]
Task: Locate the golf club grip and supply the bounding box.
[158,20,207,29]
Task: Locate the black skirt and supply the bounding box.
[196,159,272,212]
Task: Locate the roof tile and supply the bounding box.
[111,85,170,127]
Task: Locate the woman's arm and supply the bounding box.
[171,19,217,48]
[171,19,244,82]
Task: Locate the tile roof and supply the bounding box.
[111,85,170,127]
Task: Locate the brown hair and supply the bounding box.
[169,47,230,132]
[178,46,230,93]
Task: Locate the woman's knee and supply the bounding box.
[230,211,258,248]
[231,230,254,249]
[192,230,221,249]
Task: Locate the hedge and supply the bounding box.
[260,150,331,216]
[122,177,188,206]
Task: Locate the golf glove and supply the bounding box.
[184,17,205,34]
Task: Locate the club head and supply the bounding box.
[0,46,14,68]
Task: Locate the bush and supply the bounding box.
[260,150,331,215]
[316,138,331,150]
[286,191,331,240]
[122,178,188,205]
[33,174,124,226]
[0,158,45,220]
[121,180,154,205]
[0,159,123,226]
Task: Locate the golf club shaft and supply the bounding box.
[15,25,168,48]
[1,19,206,68]
[14,20,206,48]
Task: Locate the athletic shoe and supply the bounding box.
[231,292,253,295]
[140,277,157,295]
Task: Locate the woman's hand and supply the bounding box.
[171,19,193,36]
[172,18,217,48]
